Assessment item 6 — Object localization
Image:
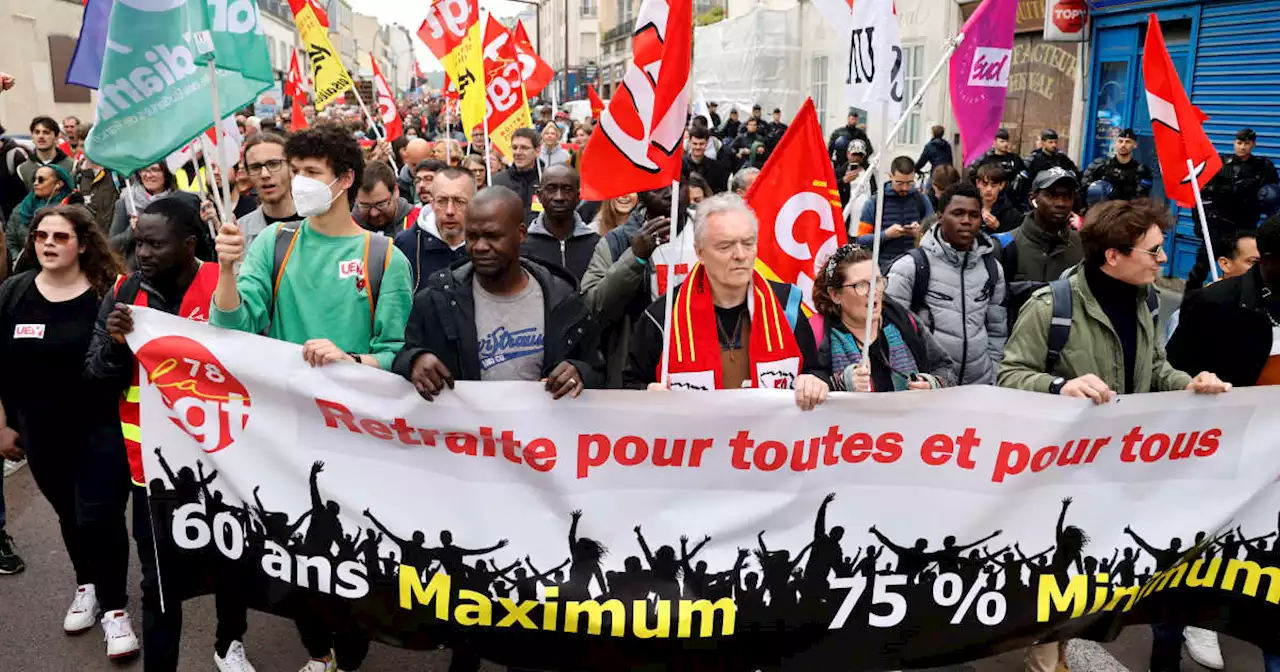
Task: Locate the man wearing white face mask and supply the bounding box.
[210,127,414,672]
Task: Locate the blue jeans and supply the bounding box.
[0,460,6,531]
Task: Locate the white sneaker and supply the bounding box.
[100,610,140,659]
[215,640,257,672]
[299,657,336,672]
[63,584,99,634]
[1184,626,1225,670]
[3,458,26,478]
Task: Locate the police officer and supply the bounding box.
[1082,128,1153,204]
[828,108,874,168]
[1025,128,1080,193]
[1188,128,1280,290]
[968,129,1029,208]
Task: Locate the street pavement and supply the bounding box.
[0,463,1267,671]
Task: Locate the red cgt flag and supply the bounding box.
[286,51,309,132]
[587,84,605,119]
[371,55,404,141]
[745,98,848,313]
[287,0,329,28]
[512,21,554,98]
[579,0,691,201]
[1142,14,1222,209]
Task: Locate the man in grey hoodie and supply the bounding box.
[353,161,417,237]
[519,165,598,282]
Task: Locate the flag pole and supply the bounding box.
[659,177,679,388]
[862,32,964,350]
[1187,158,1220,283]
[352,85,400,173]
[484,127,493,184]
[207,60,235,228]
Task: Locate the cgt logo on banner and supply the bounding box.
[136,335,251,454]
[128,308,1280,671]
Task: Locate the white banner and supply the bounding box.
[127,308,1280,669]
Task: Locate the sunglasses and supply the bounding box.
[34,230,73,244]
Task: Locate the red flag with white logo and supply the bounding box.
[745,99,848,313]
[512,21,554,98]
[371,55,404,141]
[1142,14,1222,209]
[579,0,692,201]
[287,0,329,28]
[287,51,309,132]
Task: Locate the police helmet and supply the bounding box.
[1086,180,1114,207]
[1260,184,1280,218]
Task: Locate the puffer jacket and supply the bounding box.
[886,226,1007,385]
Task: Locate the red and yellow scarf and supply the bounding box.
[659,263,802,390]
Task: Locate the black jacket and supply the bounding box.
[828,125,874,165]
[916,137,954,172]
[393,221,467,294]
[491,165,540,223]
[682,153,730,194]
[520,213,600,283]
[1167,266,1275,388]
[392,258,605,387]
[1082,156,1153,202]
[1025,149,1080,189]
[623,279,824,389]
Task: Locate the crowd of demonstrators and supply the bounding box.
[2,83,1279,672]
[1188,128,1280,290]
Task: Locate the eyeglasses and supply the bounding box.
[835,276,887,297]
[433,195,469,211]
[1123,243,1165,258]
[33,176,50,185]
[34,230,73,244]
[355,198,393,212]
[246,159,287,175]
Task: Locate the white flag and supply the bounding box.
[842,0,905,119]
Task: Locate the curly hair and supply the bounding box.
[812,243,875,323]
[284,125,364,203]
[16,204,124,297]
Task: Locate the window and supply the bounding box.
[897,44,924,145]
[581,0,596,18]
[811,56,828,129]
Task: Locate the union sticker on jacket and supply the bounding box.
[338,259,364,279]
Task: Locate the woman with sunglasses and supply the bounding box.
[6,164,76,264]
[812,243,957,392]
[0,205,139,659]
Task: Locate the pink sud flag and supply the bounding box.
[949,0,1019,166]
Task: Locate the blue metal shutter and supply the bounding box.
[1192,1,1280,159]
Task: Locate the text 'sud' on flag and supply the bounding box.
[419,0,486,134]
[291,0,352,109]
[1142,14,1222,209]
[949,0,1019,167]
[745,99,847,313]
[481,16,532,158]
[579,0,692,201]
[83,0,272,176]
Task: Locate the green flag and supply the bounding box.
[85,0,273,175]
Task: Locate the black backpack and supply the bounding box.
[1043,276,1160,372]
[905,247,1001,324]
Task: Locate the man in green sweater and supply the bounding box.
[210,125,412,672]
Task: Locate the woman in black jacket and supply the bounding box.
[0,204,138,658]
[811,243,957,391]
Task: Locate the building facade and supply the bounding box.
[539,0,600,101]
[0,0,97,129]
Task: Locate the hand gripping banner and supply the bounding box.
[129,308,1280,670]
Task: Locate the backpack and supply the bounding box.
[1043,276,1159,372]
[905,247,1000,320]
[268,224,393,331]
[3,141,27,178]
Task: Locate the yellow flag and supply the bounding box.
[291,3,353,110]
[451,17,486,134]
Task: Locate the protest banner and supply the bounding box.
[290,0,352,110]
[128,308,1280,670]
[482,16,532,158]
[418,0,486,134]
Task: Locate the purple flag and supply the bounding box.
[66,0,114,90]
[948,0,1019,167]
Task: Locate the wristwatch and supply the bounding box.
[1049,377,1066,395]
